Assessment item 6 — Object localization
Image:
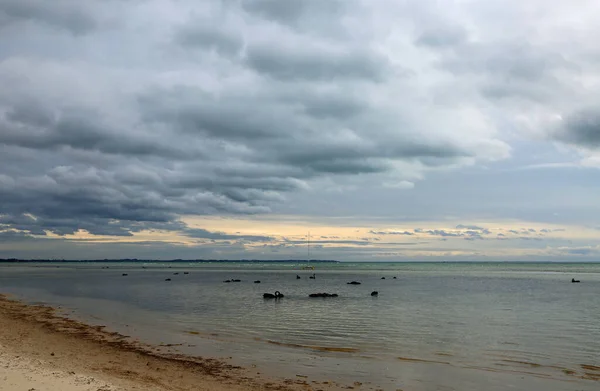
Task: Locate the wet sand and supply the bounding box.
[0,294,346,391]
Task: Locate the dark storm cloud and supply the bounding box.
[296,92,364,119]
[245,44,389,82]
[140,86,471,177]
[0,229,36,242]
[418,31,576,102]
[554,109,600,149]
[236,2,391,82]
[0,0,538,249]
[0,214,47,235]
[241,0,346,34]
[1,209,273,243]
[0,209,186,238]
[176,23,244,55]
[415,25,467,48]
[440,43,571,81]
[0,0,97,35]
[272,139,467,173]
[242,0,340,23]
[1,103,187,158]
[139,89,289,140]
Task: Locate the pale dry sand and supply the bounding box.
[0,344,132,391]
[0,294,345,391]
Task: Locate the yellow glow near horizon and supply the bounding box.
[11,215,595,259]
[32,216,592,243]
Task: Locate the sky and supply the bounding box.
[1,0,600,261]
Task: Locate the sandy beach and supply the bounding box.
[0,294,344,391]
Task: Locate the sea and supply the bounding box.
[1,261,599,391]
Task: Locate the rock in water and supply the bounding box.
[309,293,338,298]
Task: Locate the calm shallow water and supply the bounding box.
[1,262,599,390]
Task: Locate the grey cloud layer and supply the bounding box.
[0,0,598,253]
[0,0,98,35]
[0,0,513,239]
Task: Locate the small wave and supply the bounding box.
[397,356,450,365]
[266,340,358,353]
[184,330,219,338]
[462,365,553,379]
[500,359,541,368]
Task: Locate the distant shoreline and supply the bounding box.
[0,259,339,263]
[1,259,599,264]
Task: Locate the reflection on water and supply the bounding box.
[1,262,599,390]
